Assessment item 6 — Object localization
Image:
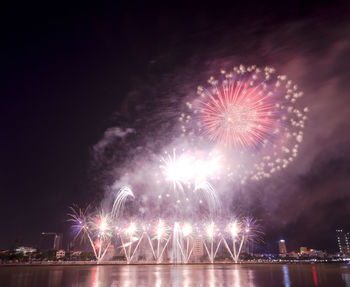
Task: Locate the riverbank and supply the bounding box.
[1,259,348,267]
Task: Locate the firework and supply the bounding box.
[153,219,171,262]
[228,220,240,238]
[205,221,216,239]
[221,216,263,263]
[112,186,135,218]
[155,219,167,240]
[68,206,113,261]
[159,148,221,215]
[92,211,112,239]
[67,204,91,242]
[181,64,308,183]
[203,221,223,263]
[69,204,262,264]
[182,222,193,237]
[199,76,277,148]
[125,221,137,236]
[160,149,194,191]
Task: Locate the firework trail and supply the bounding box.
[112,186,135,218]
[194,179,221,215]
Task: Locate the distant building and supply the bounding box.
[103,244,116,261]
[71,251,82,257]
[309,249,324,258]
[336,229,350,255]
[15,246,37,255]
[40,232,63,250]
[192,237,204,261]
[288,251,299,259]
[56,249,66,259]
[300,247,308,255]
[278,240,287,256]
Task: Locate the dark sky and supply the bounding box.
[1,0,350,253]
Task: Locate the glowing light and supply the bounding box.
[228,220,240,238]
[206,222,215,239]
[69,204,263,263]
[99,218,107,233]
[182,223,193,237]
[161,149,195,190]
[156,219,167,239]
[125,222,137,236]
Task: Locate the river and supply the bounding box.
[1,263,350,286]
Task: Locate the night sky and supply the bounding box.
[2,0,350,253]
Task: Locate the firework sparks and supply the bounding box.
[125,222,137,236]
[182,223,193,237]
[161,149,194,191]
[154,219,170,240]
[228,220,240,238]
[159,148,222,215]
[67,205,91,241]
[69,205,262,263]
[112,186,135,218]
[199,75,277,148]
[205,221,216,239]
[182,65,308,182]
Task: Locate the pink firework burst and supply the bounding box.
[199,77,278,148]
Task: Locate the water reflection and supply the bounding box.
[2,263,350,287]
[155,265,162,287]
[208,266,216,287]
[282,265,291,287]
[312,266,318,286]
[233,267,241,287]
[342,273,350,287]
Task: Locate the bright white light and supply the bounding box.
[163,152,194,185]
[228,220,239,238]
[182,223,193,237]
[161,149,223,190]
[99,217,108,233]
[206,222,215,238]
[156,219,166,239]
[125,222,136,235]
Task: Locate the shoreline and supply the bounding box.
[1,261,346,267]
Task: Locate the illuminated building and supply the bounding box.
[309,249,324,258]
[15,246,37,255]
[56,249,66,259]
[300,247,308,254]
[336,229,350,255]
[278,239,287,256]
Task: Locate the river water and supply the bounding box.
[1,263,350,286]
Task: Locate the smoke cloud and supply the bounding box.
[92,14,350,252]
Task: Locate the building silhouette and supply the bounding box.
[40,232,62,250]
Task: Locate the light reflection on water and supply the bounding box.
[283,265,291,287]
[0,264,349,287]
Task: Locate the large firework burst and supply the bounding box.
[181,64,308,182]
[198,71,278,148]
